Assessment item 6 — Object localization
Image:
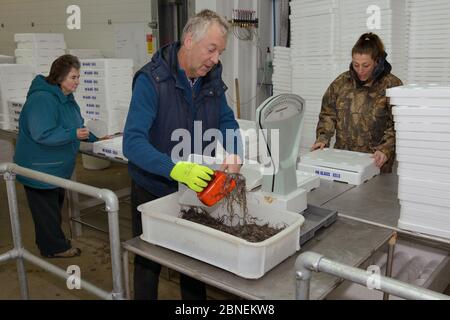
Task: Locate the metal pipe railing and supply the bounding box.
[295,251,450,300]
[0,162,125,300]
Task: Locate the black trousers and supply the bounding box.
[131,181,206,300]
[23,185,71,256]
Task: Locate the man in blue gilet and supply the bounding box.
[123,9,242,300]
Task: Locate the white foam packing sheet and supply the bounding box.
[395,115,450,124]
[14,33,65,43]
[17,42,66,50]
[16,56,56,66]
[396,146,450,159]
[394,122,450,133]
[400,200,450,222]
[393,106,450,116]
[397,138,450,150]
[399,181,450,201]
[398,189,450,209]
[398,218,450,239]
[391,97,450,108]
[15,48,65,58]
[397,153,450,167]
[387,85,450,98]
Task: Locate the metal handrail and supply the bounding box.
[0,162,125,300]
[295,251,450,300]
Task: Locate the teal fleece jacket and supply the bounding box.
[14,75,97,189]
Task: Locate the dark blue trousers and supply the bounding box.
[23,185,71,256]
[131,181,206,300]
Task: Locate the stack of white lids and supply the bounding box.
[272,46,292,95]
[387,85,450,239]
[14,33,66,76]
[338,0,408,81]
[407,0,450,84]
[0,64,33,130]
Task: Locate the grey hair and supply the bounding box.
[181,9,230,43]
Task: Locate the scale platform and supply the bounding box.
[300,205,338,245]
[298,148,380,185]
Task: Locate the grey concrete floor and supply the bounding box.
[0,153,235,300]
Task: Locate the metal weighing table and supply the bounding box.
[122,179,394,300]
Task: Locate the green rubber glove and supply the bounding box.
[170,161,214,192]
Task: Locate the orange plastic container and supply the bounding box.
[197,171,236,207]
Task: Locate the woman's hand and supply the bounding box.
[76,127,90,140]
[311,142,326,151]
[371,150,388,168]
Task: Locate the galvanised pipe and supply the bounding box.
[0,162,125,300]
[22,250,112,299]
[4,171,29,299]
[295,251,450,300]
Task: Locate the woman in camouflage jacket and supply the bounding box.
[313,33,403,173]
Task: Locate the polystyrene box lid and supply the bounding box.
[300,148,375,173]
[387,85,450,98]
[14,33,65,43]
[393,106,450,116]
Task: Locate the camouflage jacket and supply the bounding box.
[315,70,403,173]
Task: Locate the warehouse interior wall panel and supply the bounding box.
[0,0,152,60]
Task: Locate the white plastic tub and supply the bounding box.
[138,193,304,279]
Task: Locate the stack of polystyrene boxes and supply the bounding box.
[407,0,450,84]
[387,85,450,239]
[272,47,292,96]
[0,64,33,130]
[75,59,133,137]
[338,0,408,82]
[289,0,340,152]
[7,99,26,132]
[93,135,127,161]
[283,0,407,153]
[14,33,66,76]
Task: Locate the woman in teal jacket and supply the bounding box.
[14,54,97,258]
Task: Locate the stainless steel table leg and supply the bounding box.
[67,170,82,237]
[383,232,397,300]
[122,249,131,299]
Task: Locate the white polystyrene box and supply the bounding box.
[93,136,127,161]
[138,192,304,279]
[14,33,65,43]
[298,148,380,185]
[386,85,450,98]
[80,59,133,70]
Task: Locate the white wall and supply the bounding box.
[195,0,273,121]
[0,0,152,62]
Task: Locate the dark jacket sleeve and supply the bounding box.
[122,74,175,179]
[315,79,338,146]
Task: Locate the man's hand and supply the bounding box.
[170,161,214,192]
[311,142,326,151]
[219,154,242,174]
[371,150,388,168]
[76,127,90,140]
